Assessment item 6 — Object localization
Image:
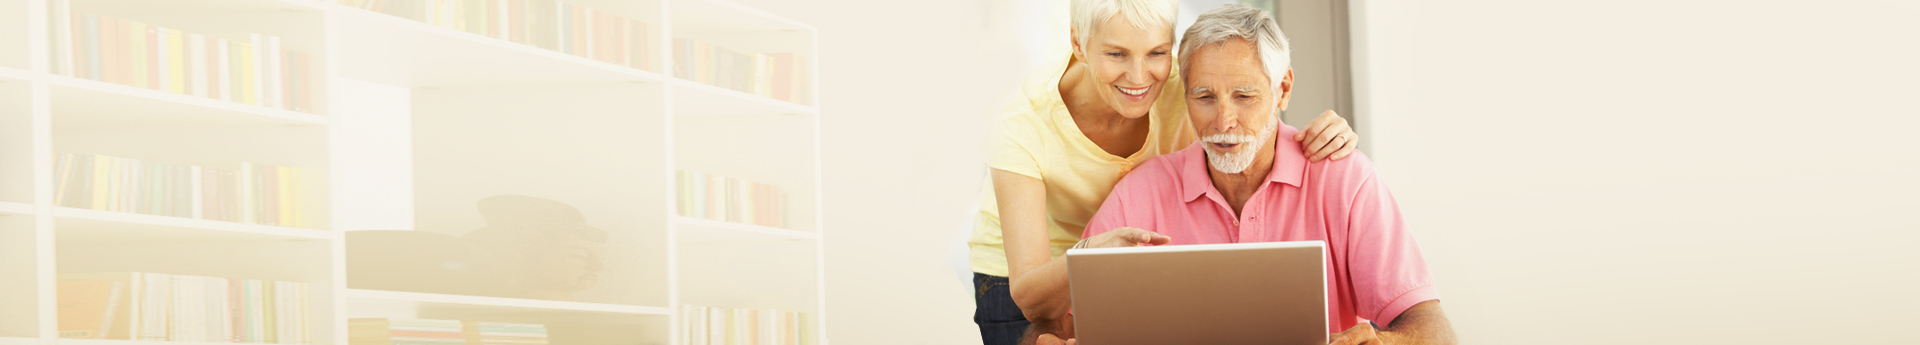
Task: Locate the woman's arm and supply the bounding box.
[998,168,1175,324]
[1296,110,1361,162]
[992,169,1074,322]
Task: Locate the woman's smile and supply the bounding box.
[1115,84,1151,102]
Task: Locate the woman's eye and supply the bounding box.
[1106,52,1125,58]
[1149,51,1167,57]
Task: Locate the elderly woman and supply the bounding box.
[967,0,1360,343]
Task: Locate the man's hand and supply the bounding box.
[1328,322,1384,345]
[1293,110,1359,162]
[1082,227,1172,249]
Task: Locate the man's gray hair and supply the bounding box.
[1178,4,1291,91]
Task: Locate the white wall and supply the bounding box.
[1349,0,1920,343]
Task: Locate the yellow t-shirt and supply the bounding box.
[968,52,1196,277]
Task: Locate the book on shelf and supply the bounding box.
[464,320,548,345]
[672,38,810,105]
[53,153,309,228]
[349,318,462,345]
[58,272,311,344]
[681,305,808,345]
[46,0,320,113]
[675,170,790,229]
[56,279,124,339]
[333,0,657,71]
[349,318,549,345]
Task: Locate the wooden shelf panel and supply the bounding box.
[675,216,817,242]
[53,207,333,246]
[0,202,31,215]
[671,78,814,117]
[344,289,669,323]
[49,76,326,132]
[42,338,252,345]
[329,5,665,88]
[6,337,348,345]
[71,0,324,15]
[0,67,30,82]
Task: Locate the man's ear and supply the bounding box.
[1276,67,1296,111]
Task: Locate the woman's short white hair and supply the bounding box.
[1071,0,1180,51]
[1178,4,1291,91]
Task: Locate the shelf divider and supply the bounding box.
[52,207,334,246]
[675,216,819,242]
[344,288,672,316]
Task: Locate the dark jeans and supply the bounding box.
[973,272,1030,345]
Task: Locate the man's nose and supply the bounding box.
[1214,105,1239,133]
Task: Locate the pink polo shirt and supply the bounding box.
[1082,125,1438,333]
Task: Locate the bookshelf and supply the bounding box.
[2,0,826,345]
[326,0,669,87]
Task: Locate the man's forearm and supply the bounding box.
[1379,300,1457,345]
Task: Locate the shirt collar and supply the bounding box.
[1179,125,1307,202]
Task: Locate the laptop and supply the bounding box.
[1066,241,1327,345]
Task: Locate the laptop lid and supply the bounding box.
[1066,241,1327,345]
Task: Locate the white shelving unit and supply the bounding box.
[0,0,825,345]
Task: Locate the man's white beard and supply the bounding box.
[1200,115,1281,174]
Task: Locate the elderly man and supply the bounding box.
[1030,4,1456,345]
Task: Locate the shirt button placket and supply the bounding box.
[1245,215,1257,240]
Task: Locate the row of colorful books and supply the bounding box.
[673,38,809,105]
[334,0,656,70]
[47,0,319,113]
[57,272,311,344]
[682,306,809,345]
[54,153,310,228]
[350,318,548,345]
[675,170,790,228]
